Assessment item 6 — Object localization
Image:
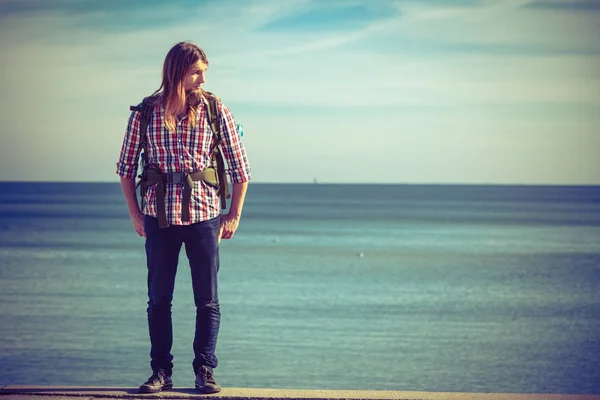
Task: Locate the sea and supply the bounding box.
[0,182,599,394]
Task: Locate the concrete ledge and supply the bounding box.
[1,386,598,400]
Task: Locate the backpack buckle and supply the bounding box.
[166,171,186,184]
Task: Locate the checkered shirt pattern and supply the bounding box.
[116,96,251,224]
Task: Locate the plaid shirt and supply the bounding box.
[116,95,251,224]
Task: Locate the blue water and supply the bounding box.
[0,183,599,394]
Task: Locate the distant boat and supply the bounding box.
[313,177,318,184]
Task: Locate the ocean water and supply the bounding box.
[0,182,599,394]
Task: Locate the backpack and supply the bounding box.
[129,91,231,214]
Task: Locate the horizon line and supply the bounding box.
[1,180,599,188]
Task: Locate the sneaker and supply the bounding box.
[195,365,221,394]
[138,369,173,394]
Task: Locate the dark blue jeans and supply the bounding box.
[144,215,221,374]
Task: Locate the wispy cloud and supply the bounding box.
[525,0,600,11]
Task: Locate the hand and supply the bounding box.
[131,211,146,238]
[219,213,240,241]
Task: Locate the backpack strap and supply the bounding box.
[204,92,231,210]
[129,92,231,219]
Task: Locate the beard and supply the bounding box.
[186,88,203,109]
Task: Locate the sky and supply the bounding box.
[0,0,599,185]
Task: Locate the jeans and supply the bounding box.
[144,215,221,374]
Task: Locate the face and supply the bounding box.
[183,60,208,92]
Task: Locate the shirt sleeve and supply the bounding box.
[218,102,251,183]
[116,110,143,178]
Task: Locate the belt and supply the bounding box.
[143,169,218,228]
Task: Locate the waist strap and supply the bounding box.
[144,169,217,228]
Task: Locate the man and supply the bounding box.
[116,41,251,394]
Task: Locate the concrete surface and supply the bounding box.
[1,386,599,400]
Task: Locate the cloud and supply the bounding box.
[259,1,399,32]
[392,0,599,54]
[525,0,600,11]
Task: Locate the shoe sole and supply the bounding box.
[139,384,173,394]
[195,384,221,394]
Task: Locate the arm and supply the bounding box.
[117,108,146,237]
[219,181,248,240]
[216,102,252,241]
[120,176,145,238]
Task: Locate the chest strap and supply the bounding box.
[143,169,219,228]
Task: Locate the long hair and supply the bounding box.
[152,41,209,132]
